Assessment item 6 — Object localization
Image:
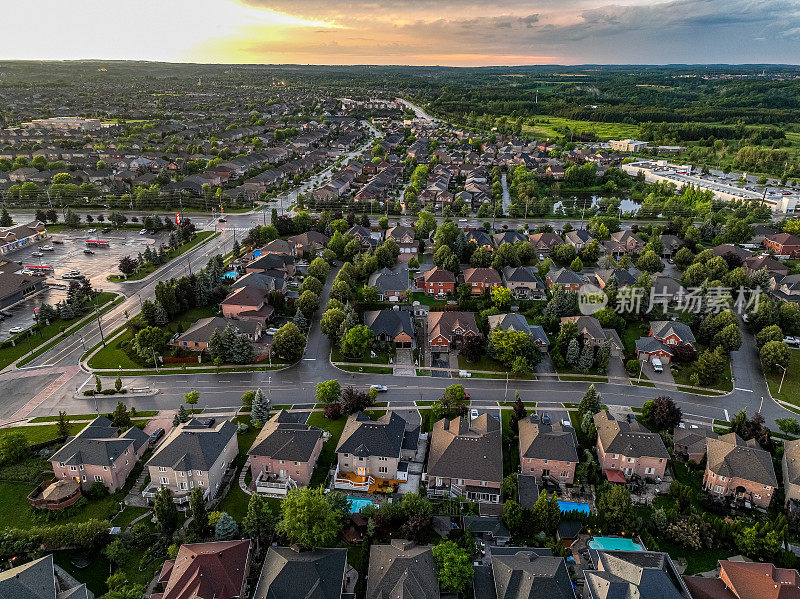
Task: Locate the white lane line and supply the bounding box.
[724,409,729,421]
[734,387,752,392]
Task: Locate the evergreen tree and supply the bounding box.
[178,404,190,423]
[579,385,602,417]
[154,487,178,535]
[214,512,239,541]
[154,302,169,326]
[251,388,270,426]
[56,411,71,438]
[0,207,13,227]
[242,494,275,550]
[172,413,180,427]
[578,342,594,373]
[188,487,208,539]
[566,338,580,368]
[596,340,611,374]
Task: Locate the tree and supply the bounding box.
[242,494,275,549]
[316,379,342,404]
[756,325,783,349]
[184,390,199,405]
[300,276,323,296]
[241,390,255,408]
[251,388,270,425]
[570,256,584,272]
[652,396,682,431]
[115,376,123,392]
[297,290,320,317]
[566,338,580,367]
[579,384,602,418]
[0,431,29,464]
[154,487,178,535]
[56,411,71,438]
[307,257,330,280]
[278,487,343,549]
[0,207,13,227]
[695,348,726,385]
[713,323,742,354]
[272,322,306,363]
[400,492,434,520]
[214,512,239,541]
[761,340,790,373]
[578,341,594,373]
[94,374,103,393]
[636,249,662,273]
[188,487,208,539]
[177,404,190,423]
[64,209,80,229]
[110,401,132,428]
[491,286,512,309]
[432,541,474,594]
[502,499,523,532]
[340,324,373,359]
[597,485,632,530]
[488,329,542,372]
[459,335,484,363]
[674,247,695,270]
[320,308,346,342]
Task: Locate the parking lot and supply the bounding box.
[0,229,167,341]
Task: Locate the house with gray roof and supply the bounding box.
[427,413,502,503]
[546,267,585,292]
[487,313,549,351]
[565,229,593,251]
[248,411,325,496]
[368,266,410,300]
[474,547,575,599]
[594,411,669,482]
[172,317,262,352]
[502,266,546,300]
[335,411,418,490]
[144,419,238,506]
[518,420,579,486]
[584,550,692,599]
[703,432,777,508]
[253,546,348,599]
[0,554,90,599]
[593,268,638,289]
[366,540,439,599]
[673,426,717,463]
[561,316,623,357]
[364,309,415,347]
[50,415,149,493]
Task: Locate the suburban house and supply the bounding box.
[529,232,564,257]
[673,426,718,463]
[703,433,777,509]
[152,540,251,599]
[286,230,329,257]
[659,234,683,258]
[367,540,439,599]
[493,231,526,248]
[172,317,262,352]
[744,254,789,278]
[651,274,688,305]
[415,266,456,296]
[368,266,410,301]
[636,320,696,364]
[712,244,753,263]
[764,232,800,256]
[245,253,296,278]
[518,419,578,486]
[49,415,149,493]
[253,546,348,599]
[220,286,275,325]
[467,229,494,250]
[608,230,644,254]
[473,547,576,599]
[348,225,380,250]
[683,560,800,599]
[248,411,325,497]
[0,555,89,599]
[584,550,692,599]
[565,229,593,251]
[427,311,480,351]
[427,413,503,503]
[783,439,800,510]
[335,411,418,492]
[144,419,239,506]
[487,313,549,351]
[385,225,418,259]
[462,267,502,295]
[501,266,546,300]
[593,268,637,289]
[364,309,415,347]
[230,271,285,294]
[594,411,669,481]
[562,316,623,357]
[546,267,585,292]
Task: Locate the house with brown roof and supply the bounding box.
[518,419,579,486]
[385,225,418,259]
[561,316,623,357]
[529,232,564,257]
[286,230,329,257]
[220,286,274,325]
[703,432,777,508]
[461,267,502,296]
[427,311,480,351]
[744,254,789,278]
[0,220,47,255]
[427,413,502,503]
[248,411,325,497]
[683,560,800,599]
[594,411,669,481]
[152,539,251,599]
[765,233,800,257]
[608,230,644,255]
[415,266,456,296]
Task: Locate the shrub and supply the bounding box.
[83,389,95,396]
[626,359,640,376]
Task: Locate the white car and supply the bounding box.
[370,384,388,392]
[39,245,54,251]
[784,337,800,348]
[31,251,43,257]
[8,326,24,334]
[139,229,147,235]
[652,357,664,373]
[87,228,96,233]
[470,409,479,420]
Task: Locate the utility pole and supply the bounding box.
[187,256,193,276]
[152,347,159,373]
[94,303,106,346]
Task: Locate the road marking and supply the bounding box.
[734,387,752,392]
[303,358,316,361]
[724,409,729,421]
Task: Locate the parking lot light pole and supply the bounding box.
[776,364,788,394]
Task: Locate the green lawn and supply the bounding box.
[30,411,158,423]
[53,550,112,596]
[338,365,393,374]
[0,422,87,445]
[216,417,261,522]
[0,292,119,369]
[457,355,537,379]
[307,412,347,488]
[766,350,800,407]
[331,346,391,364]
[620,322,649,359]
[107,231,218,281]
[409,291,448,306]
[671,355,733,392]
[522,116,640,141]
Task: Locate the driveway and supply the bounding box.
[641,360,674,385]
[535,353,558,381]
[393,348,415,376]
[607,356,630,384]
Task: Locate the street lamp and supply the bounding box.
[775,363,788,395]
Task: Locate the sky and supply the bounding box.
[2,0,800,66]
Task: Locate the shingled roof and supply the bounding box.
[336,411,407,459]
[253,546,346,599]
[248,411,324,463]
[427,413,502,484]
[0,555,88,599]
[594,411,669,460]
[585,550,691,599]
[518,420,578,464]
[706,432,777,488]
[491,548,576,599]
[50,416,148,468]
[147,419,237,472]
[154,540,250,599]
[366,540,439,599]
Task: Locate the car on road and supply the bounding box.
[87,228,96,234]
[101,228,111,233]
[39,245,54,251]
[0,310,11,318]
[52,239,64,244]
[8,326,25,334]
[370,384,388,392]
[470,409,479,420]
[218,217,227,222]
[148,428,165,445]
[83,249,94,255]
[31,251,43,257]
[139,229,147,235]
[784,337,800,347]
[541,412,551,425]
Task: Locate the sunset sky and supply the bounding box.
[2,0,800,65]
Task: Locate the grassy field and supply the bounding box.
[0,292,119,369]
[766,349,800,406]
[307,412,347,488]
[671,356,733,393]
[522,116,640,141]
[0,422,88,445]
[106,231,218,281]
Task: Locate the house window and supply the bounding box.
[179,482,188,490]
[612,454,618,459]
[378,467,387,474]
[755,494,762,500]
[481,481,487,487]
[179,471,185,477]
[160,477,169,484]
[198,480,204,486]
[279,460,285,464]
[458,479,464,486]
[58,462,65,467]
[196,470,201,475]
[103,466,109,471]
[714,485,724,493]
[94,475,103,482]
[159,467,167,472]
[79,464,84,471]
[645,467,655,475]
[70,466,77,472]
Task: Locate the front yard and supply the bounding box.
[766,349,800,407]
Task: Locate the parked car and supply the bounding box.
[8,326,25,334]
[370,384,388,392]
[31,251,43,257]
[87,228,96,234]
[784,337,800,348]
[149,428,165,445]
[139,229,147,235]
[39,245,54,251]
[83,249,95,255]
[161,243,170,250]
[101,228,111,233]
[652,357,664,373]
[470,409,479,420]
[218,217,227,222]
[52,239,64,245]
[540,412,551,425]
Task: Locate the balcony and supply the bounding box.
[255,471,298,498]
[333,465,400,494]
[142,483,205,505]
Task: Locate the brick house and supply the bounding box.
[427,413,503,503]
[427,311,480,351]
[683,560,800,599]
[594,411,669,481]
[673,426,718,463]
[144,419,239,506]
[546,267,585,292]
[50,416,149,492]
[501,266,546,300]
[220,286,275,325]
[703,433,777,509]
[529,232,564,257]
[636,320,696,364]
[364,309,415,347]
[248,411,324,497]
[415,266,456,296]
[152,540,251,599]
[518,418,578,486]
[385,225,418,259]
[461,267,502,296]
[764,232,800,256]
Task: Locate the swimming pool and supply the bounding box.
[347,496,375,513]
[588,536,645,551]
[558,501,591,515]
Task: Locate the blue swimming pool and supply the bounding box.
[588,536,645,551]
[558,501,591,515]
[222,271,237,280]
[347,497,375,513]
